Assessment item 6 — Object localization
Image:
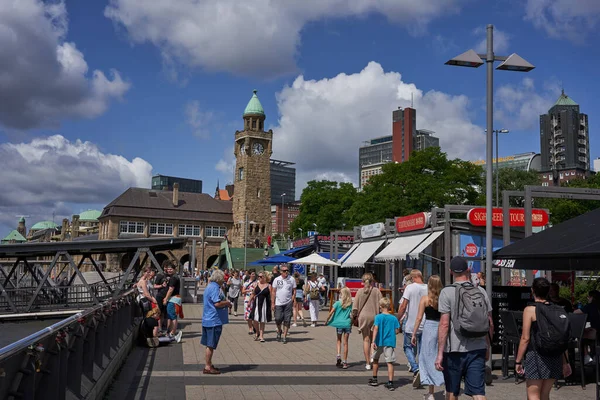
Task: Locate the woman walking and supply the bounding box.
[249,272,272,342]
[325,287,353,369]
[515,277,571,400]
[352,272,382,370]
[227,270,242,316]
[411,275,444,400]
[306,273,324,327]
[242,269,258,335]
[293,272,306,327]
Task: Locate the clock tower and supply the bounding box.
[231,90,273,248]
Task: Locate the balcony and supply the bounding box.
[579,147,587,154]
[579,156,587,163]
[578,139,587,145]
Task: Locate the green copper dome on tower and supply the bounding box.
[553,89,578,107]
[243,90,265,117]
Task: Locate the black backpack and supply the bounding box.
[533,302,571,357]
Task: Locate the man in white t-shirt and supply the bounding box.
[271,265,296,344]
[397,269,427,386]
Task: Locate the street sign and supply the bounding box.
[307,231,316,237]
[293,264,305,275]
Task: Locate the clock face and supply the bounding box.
[239,143,246,155]
[252,142,264,155]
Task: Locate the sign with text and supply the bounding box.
[360,222,385,239]
[395,212,430,233]
[467,207,549,227]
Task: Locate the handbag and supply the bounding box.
[352,288,372,327]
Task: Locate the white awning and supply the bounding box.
[407,231,443,259]
[374,233,430,262]
[341,239,386,268]
[338,242,360,264]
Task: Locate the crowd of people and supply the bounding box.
[136,256,594,400]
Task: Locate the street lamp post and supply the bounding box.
[298,228,303,239]
[281,193,286,241]
[239,213,256,271]
[446,24,534,367]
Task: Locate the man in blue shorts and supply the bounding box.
[435,257,493,400]
[202,269,231,375]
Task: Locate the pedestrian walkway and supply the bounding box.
[107,287,597,400]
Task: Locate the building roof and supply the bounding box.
[2,230,27,243]
[243,90,265,117]
[100,187,233,223]
[30,220,59,231]
[217,189,231,201]
[553,90,578,107]
[78,209,102,221]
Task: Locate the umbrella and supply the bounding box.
[493,207,600,271]
[248,254,295,266]
[289,253,341,267]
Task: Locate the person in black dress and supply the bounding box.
[249,272,272,342]
[515,278,571,400]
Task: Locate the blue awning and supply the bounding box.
[318,252,345,260]
[248,254,296,266]
[281,245,313,255]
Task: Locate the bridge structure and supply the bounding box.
[0,238,187,400]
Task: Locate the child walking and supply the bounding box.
[325,287,353,369]
[370,297,400,391]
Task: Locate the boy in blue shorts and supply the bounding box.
[370,297,400,391]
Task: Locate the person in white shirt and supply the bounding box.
[318,273,328,306]
[305,273,324,327]
[271,265,296,344]
[397,269,428,387]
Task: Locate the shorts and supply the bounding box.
[166,302,177,320]
[336,327,351,335]
[201,326,223,349]
[275,302,293,326]
[373,346,396,363]
[442,349,487,397]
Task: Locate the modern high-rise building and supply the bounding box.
[270,159,296,204]
[392,107,416,163]
[414,129,440,151]
[152,175,203,193]
[539,90,590,186]
[358,136,393,189]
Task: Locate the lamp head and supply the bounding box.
[496,53,535,72]
[445,49,484,68]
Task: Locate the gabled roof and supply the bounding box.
[100,187,233,223]
[243,90,265,117]
[2,230,27,243]
[218,189,232,201]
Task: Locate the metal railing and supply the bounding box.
[0,288,140,400]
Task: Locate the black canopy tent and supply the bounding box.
[493,207,600,271]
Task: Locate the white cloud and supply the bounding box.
[270,62,485,191]
[105,0,466,78]
[215,146,235,183]
[495,78,561,130]
[473,26,510,54]
[0,0,130,130]
[525,0,600,43]
[0,135,152,233]
[185,101,214,139]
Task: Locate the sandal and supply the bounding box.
[254,335,259,341]
[260,338,265,343]
[203,367,220,375]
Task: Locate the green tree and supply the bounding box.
[540,174,600,224]
[347,147,483,225]
[477,168,541,207]
[290,180,357,235]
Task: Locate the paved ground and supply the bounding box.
[107,287,598,400]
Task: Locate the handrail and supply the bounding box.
[0,288,136,362]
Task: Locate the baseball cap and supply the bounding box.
[450,256,469,273]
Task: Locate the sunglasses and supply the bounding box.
[258,275,265,278]
[281,270,289,273]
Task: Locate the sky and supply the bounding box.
[1,0,599,236]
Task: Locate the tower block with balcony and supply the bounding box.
[231,90,273,248]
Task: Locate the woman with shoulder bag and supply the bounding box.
[306,273,324,327]
[352,272,382,370]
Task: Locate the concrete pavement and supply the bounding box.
[106,287,597,400]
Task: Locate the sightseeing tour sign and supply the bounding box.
[466,207,549,227]
[395,212,431,233]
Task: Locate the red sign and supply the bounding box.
[395,212,430,233]
[467,208,549,227]
[465,243,478,257]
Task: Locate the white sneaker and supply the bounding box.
[584,355,595,365]
[174,331,183,343]
[292,323,298,327]
[311,323,316,327]
[234,312,237,317]
[365,364,372,370]
[423,394,434,400]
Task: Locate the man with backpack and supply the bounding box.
[435,257,493,400]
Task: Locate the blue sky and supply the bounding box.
[0,0,599,235]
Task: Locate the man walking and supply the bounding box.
[163,263,183,339]
[202,269,231,374]
[271,265,296,344]
[397,269,427,387]
[435,257,493,400]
